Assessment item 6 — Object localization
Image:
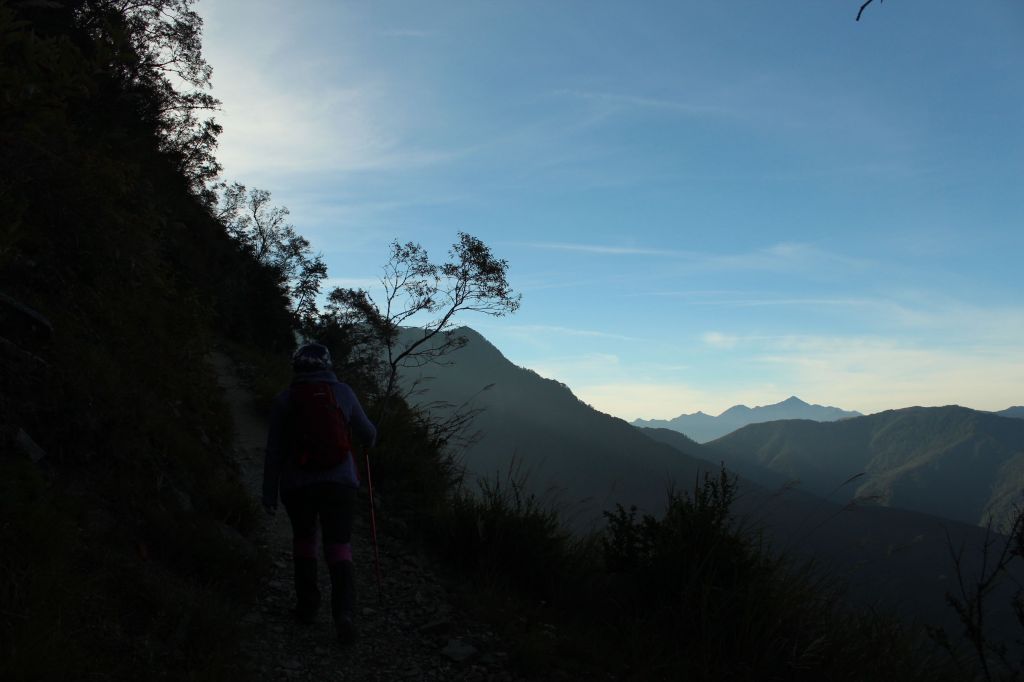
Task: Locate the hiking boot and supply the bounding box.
[336,613,356,646]
[328,561,356,619]
[293,557,320,623]
[328,561,356,643]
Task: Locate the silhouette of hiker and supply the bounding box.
[263,343,377,644]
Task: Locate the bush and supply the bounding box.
[597,466,950,680]
[435,461,572,601]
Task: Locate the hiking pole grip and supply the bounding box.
[364,449,384,604]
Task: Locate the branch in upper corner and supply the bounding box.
[856,0,881,22]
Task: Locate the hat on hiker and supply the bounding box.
[292,343,332,371]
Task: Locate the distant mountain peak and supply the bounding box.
[632,395,862,443]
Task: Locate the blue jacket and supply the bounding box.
[262,370,377,507]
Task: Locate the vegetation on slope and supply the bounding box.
[1,1,292,677]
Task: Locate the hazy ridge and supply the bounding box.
[702,406,1024,530]
[633,396,862,443]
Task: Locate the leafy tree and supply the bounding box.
[324,233,521,421]
[216,182,327,327]
[75,0,222,198]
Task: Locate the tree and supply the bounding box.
[325,233,521,421]
[75,0,222,198]
[216,183,327,327]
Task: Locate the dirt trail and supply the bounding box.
[211,351,530,681]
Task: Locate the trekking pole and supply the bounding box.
[364,448,384,604]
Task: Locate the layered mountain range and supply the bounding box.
[699,406,1024,530]
[632,396,861,443]
[399,326,1022,634]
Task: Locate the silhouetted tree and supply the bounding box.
[76,0,222,198]
[325,233,521,420]
[216,183,327,327]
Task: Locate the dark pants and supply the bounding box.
[282,482,356,623]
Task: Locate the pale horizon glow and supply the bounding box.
[198,0,1023,421]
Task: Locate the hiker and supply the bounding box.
[263,342,377,644]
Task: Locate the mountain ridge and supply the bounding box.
[702,405,1024,530]
[399,328,720,527]
[633,396,862,443]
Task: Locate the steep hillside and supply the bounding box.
[704,406,1024,529]
[1,4,294,677]
[634,396,861,443]
[401,328,722,529]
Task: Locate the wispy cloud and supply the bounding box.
[378,29,434,38]
[522,241,694,257]
[554,89,735,118]
[202,7,459,178]
[750,334,1024,414]
[523,241,873,272]
[703,242,874,272]
[703,332,740,349]
[214,80,459,175]
[559,333,1024,420]
[504,324,642,343]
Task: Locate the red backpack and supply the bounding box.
[287,382,352,470]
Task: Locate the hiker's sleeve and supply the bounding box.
[262,390,288,507]
[341,386,377,448]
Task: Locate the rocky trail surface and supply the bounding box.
[211,352,541,681]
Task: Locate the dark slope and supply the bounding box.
[633,396,861,443]
[703,406,1024,529]
[401,328,722,529]
[640,426,796,491]
[1,5,296,677]
[997,406,1024,419]
[647,431,1023,643]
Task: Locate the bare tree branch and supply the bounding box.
[856,0,881,22]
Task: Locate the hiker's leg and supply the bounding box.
[283,487,321,622]
[320,483,357,637]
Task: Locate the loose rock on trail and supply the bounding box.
[212,352,536,681]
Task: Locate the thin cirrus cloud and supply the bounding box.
[553,89,736,119]
[553,79,910,155]
[521,241,696,257]
[573,331,1024,419]
[751,335,1024,413]
[523,241,871,272]
[502,324,643,343]
[377,28,435,38]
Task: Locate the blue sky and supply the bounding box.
[198,0,1024,420]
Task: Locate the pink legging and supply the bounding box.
[282,482,356,565]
